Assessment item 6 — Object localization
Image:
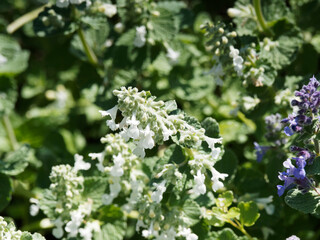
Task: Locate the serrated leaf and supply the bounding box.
[214,228,239,240]
[149,8,177,41]
[285,189,320,214]
[95,205,126,240]
[0,35,29,76]
[0,173,12,211]
[83,176,108,211]
[260,20,303,70]
[238,201,260,227]
[201,117,220,138]
[306,157,320,175]
[0,145,29,176]
[181,199,201,226]
[0,77,17,117]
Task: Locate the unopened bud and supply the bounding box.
[215,41,220,46]
[227,8,242,18]
[222,36,228,44]
[218,28,224,34]
[151,10,160,17]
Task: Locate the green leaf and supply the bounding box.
[205,207,225,227]
[0,35,29,76]
[0,173,12,211]
[0,145,30,176]
[238,201,260,227]
[0,77,17,117]
[213,228,239,240]
[226,207,241,219]
[83,176,108,211]
[285,189,320,214]
[201,117,220,138]
[70,22,110,61]
[95,205,126,240]
[306,157,320,175]
[181,199,201,226]
[260,20,303,70]
[149,8,177,41]
[31,233,46,240]
[216,191,234,208]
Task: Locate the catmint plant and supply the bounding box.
[277,76,320,197]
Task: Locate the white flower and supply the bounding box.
[229,46,239,58]
[89,152,105,172]
[79,221,100,240]
[210,168,228,192]
[29,198,39,216]
[205,136,222,159]
[74,154,91,172]
[110,154,125,177]
[99,3,117,18]
[192,170,206,195]
[166,47,180,64]
[178,227,198,240]
[0,54,7,65]
[138,125,155,149]
[151,180,166,203]
[126,114,140,139]
[99,105,119,131]
[136,219,147,232]
[65,210,84,237]
[286,236,300,240]
[52,218,64,239]
[134,26,147,48]
[133,146,145,158]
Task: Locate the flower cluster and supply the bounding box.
[135,195,199,240]
[134,26,147,48]
[89,133,144,207]
[0,216,45,240]
[281,76,320,136]
[277,76,320,196]
[277,148,313,196]
[40,161,102,240]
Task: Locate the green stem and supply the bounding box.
[77,27,99,66]
[7,4,48,34]
[227,219,253,240]
[253,0,272,36]
[2,115,18,151]
[314,139,320,155]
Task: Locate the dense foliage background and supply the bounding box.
[2,0,320,239]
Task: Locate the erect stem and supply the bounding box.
[77,27,99,66]
[7,4,48,34]
[1,115,18,151]
[226,219,253,240]
[252,0,272,36]
[314,139,320,155]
